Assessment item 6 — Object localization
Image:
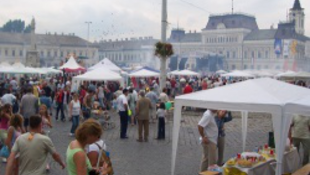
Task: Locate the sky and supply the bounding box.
[0,0,309,41]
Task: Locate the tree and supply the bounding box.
[0,19,31,33]
[155,42,174,91]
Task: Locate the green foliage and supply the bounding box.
[0,19,31,33]
[154,42,174,58]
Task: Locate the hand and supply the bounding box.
[60,162,66,169]
[202,136,208,144]
[99,162,109,175]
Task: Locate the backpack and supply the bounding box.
[94,142,114,175]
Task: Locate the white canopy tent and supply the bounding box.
[88,58,122,72]
[171,78,310,175]
[0,62,11,68]
[216,70,228,74]
[72,67,123,92]
[275,71,296,79]
[169,69,200,76]
[221,70,255,78]
[129,69,160,78]
[279,72,310,79]
[59,56,85,72]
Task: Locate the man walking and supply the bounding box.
[20,86,39,130]
[215,110,232,165]
[198,109,218,172]
[136,90,152,142]
[117,89,129,139]
[5,115,65,175]
[145,87,158,123]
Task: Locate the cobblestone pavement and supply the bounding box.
[0,111,273,175]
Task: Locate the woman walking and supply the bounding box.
[69,93,82,137]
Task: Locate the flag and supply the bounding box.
[290,40,297,55]
[274,39,282,55]
[283,40,291,57]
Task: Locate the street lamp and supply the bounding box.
[85,21,92,59]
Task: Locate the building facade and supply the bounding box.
[95,37,159,69]
[0,31,98,68]
[168,0,310,72]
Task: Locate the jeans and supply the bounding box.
[157,118,165,139]
[70,115,80,134]
[119,111,128,138]
[56,103,65,120]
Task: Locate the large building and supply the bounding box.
[95,37,159,69]
[168,0,310,72]
[0,29,98,68]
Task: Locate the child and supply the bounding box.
[156,102,166,140]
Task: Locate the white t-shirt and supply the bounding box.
[87,140,107,154]
[117,94,128,112]
[198,110,218,145]
[1,93,16,106]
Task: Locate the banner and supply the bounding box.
[290,40,297,55]
[283,40,291,57]
[274,39,282,55]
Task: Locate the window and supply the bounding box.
[258,51,261,59]
[257,65,261,70]
[60,51,63,57]
[12,50,15,56]
[79,51,82,56]
[232,51,236,58]
[244,51,248,59]
[244,65,248,70]
[232,64,236,70]
[47,51,51,57]
[251,51,255,58]
[265,51,269,59]
[40,51,44,57]
[226,51,230,58]
[264,65,269,69]
[54,51,58,57]
[19,50,23,57]
[5,49,8,56]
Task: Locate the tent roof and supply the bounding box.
[88,58,122,72]
[170,69,199,76]
[132,66,160,73]
[59,56,85,71]
[12,62,25,68]
[129,69,160,77]
[216,70,228,74]
[285,94,310,116]
[0,62,11,67]
[276,70,296,78]
[221,70,255,78]
[175,78,310,114]
[73,67,122,81]
[279,71,310,79]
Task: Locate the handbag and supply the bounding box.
[0,145,9,158]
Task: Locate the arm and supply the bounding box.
[87,151,99,167]
[223,111,233,123]
[5,152,17,175]
[74,151,88,175]
[5,127,14,151]
[52,152,65,169]
[198,125,208,144]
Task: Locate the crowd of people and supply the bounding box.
[0,73,309,174]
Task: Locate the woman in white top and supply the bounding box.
[97,84,105,108]
[69,93,82,136]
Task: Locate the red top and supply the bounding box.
[183,85,193,94]
[171,79,176,88]
[202,82,208,90]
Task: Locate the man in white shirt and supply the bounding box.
[198,109,218,172]
[1,90,16,106]
[117,89,129,139]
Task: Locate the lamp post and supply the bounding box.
[85,21,92,59]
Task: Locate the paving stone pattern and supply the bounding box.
[0,111,273,175]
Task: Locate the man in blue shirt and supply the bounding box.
[215,110,233,165]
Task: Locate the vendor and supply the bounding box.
[215,110,232,166]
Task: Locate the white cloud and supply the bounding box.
[0,0,309,40]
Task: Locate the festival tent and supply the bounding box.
[171,78,310,175]
[73,67,122,81]
[216,70,228,74]
[169,69,200,76]
[221,70,255,78]
[59,56,85,72]
[275,70,296,79]
[88,58,122,72]
[0,62,11,68]
[278,71,310,79]
[129,69,160,78]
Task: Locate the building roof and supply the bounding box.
[291,0,303,10]
[180,33,201,43]
[205,13,259,31]
[244,29,277,41]
[0,32,92,47]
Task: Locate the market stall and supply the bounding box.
[129,69,160,78]
[171,78,310,175]
[59,56,86,72]
[88,58,122,72]
[169,69,200,77]
[221,70,255,79]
